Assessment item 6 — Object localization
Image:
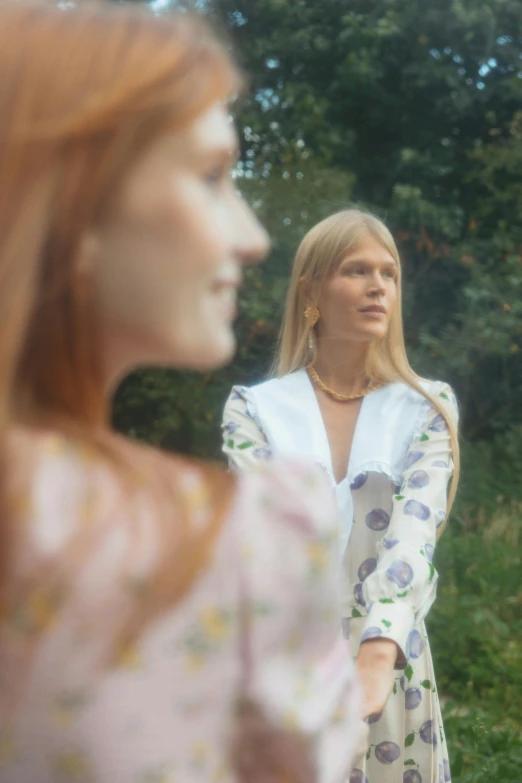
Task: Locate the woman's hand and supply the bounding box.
[356,639,398,719]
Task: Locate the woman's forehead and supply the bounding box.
[180,104,238,157]
[341,236,397,264]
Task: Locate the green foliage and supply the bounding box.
[113,0,522,450]
[442,707,522,782]
[427,441,522,782]
[114,368,232,458]
[430,505,522,723]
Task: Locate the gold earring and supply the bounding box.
[304,306,320,351]
[304,306,320,327]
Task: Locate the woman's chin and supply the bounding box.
[358,325,389,342]
[342,328,388,345]
[182,330,236,371]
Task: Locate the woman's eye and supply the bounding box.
[204,165,227,187]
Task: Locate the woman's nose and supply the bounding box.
[234,196,270,267]
[368,275,386,295]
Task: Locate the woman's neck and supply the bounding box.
[312,338,370,395]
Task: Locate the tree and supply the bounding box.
[114,0,522,454]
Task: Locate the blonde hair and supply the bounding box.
[272,209,460,520]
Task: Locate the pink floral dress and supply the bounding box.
[0,429,363,783]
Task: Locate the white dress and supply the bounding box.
[223,370,458,783]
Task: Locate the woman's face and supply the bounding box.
[91,104,269,383]
[316,234,398,344]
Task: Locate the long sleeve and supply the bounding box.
[360,382,458,668]
[235,460,365,783]
[1,431,364,783]
[222,386,272,471]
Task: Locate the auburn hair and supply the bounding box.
[0,7,328,777]
[0,1,238,643]
[272,209,460,523]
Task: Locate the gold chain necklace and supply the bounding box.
[308,366,382,402]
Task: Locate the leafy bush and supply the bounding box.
[442,707,522,783]
[428,440,522,781]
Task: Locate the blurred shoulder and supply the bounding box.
[5,428,337,569]
[230,458,338,553]
[5,427,227,549]
[6,425,117,502]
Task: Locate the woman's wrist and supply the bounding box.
[357,638,399,667]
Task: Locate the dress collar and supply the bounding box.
[245,369,431,488]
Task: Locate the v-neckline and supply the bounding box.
[301,369,370,488]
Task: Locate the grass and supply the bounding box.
[428,443,522,782]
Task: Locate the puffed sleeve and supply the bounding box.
[233,460,365,783]
[360,382,458,668]
[0,436,364,783]
[222,386,272,471]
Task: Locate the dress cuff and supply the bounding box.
[360,601,416,670]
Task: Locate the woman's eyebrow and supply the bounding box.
[341,257,397,267]
[199,143,240,166]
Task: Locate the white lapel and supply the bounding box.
[346,381,431,487]
[246,369,332,474]
[243,371,432,555]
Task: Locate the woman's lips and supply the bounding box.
[360,306,387,319]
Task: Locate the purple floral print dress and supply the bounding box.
[223,373,458,783]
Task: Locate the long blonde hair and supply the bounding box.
[272,209,460,519]
[0,1,237,641]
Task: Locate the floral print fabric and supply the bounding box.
[0,429,363,783]
[223,380,458,783]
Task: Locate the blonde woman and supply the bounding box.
[223,209,459,783]
[0,5,365,781]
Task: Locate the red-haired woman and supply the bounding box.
[0,3,364,781]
